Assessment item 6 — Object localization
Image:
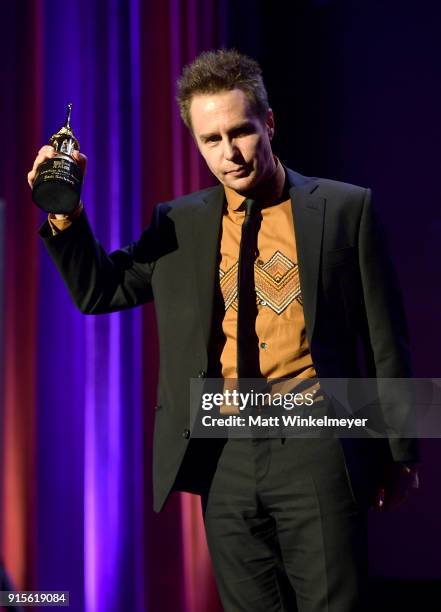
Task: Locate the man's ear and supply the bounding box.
[266,108,275,140]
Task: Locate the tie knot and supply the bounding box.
[244,198,258,217]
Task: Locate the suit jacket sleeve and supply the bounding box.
[358,188,419,463]
[38,204,169,314]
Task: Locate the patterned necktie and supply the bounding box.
[237,199,262,380]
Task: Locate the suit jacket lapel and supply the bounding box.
[286,168,325,344]
[189,186,225,350]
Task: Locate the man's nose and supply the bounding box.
[223,139,238,160]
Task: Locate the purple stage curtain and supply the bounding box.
[1,1,225,610]
[0,0,42,589]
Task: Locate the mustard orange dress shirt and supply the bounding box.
[219,161,317,382]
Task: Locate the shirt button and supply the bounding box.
[182,428,190,439]
[260,300,267,306]
[260,342,268,349]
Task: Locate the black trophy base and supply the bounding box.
[32,156,83,214]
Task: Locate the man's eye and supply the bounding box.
[235,126,254,137]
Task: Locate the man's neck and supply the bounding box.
[246,158,285,204]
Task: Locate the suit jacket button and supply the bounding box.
[198,370,207,378]
[182,428,190,439]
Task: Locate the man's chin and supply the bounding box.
[223,174,257,194]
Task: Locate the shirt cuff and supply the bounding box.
[48,202,84,235]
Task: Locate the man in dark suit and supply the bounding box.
[28,50,418,611]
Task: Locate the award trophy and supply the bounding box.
[32,103,83,214]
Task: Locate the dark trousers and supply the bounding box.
[201,437,368,612]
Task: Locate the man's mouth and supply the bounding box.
[226,167,249,177]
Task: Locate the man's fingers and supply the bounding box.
[71,150,88,175]
[32,148,56,172]
[374,486,405,511]
[374,463,420,512]
[375,487,385,509]
[33,146,56,172]
[375,465,419,511]
[27,146,57,188]
[28,146,87,189]
[38,145,56,156]
[411,470,420,489]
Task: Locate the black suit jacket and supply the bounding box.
[40,167,419,512]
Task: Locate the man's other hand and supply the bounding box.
[374,463,419,511]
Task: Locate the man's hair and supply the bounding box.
[176,49,269,130]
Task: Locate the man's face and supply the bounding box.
[189,88,276,194]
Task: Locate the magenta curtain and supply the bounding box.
[0,1,225,610]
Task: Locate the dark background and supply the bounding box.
[224,0,441,604]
